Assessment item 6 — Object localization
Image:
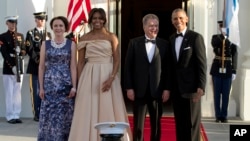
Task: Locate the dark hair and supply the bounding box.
[88,8,107,29]
[50,16,69,32]
[171,8,187,18]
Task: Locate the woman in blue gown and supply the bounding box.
[37,16,77,141]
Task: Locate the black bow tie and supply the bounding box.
[145,39,156,44]
[175,33,183,38]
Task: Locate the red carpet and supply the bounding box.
[128,116,208,141]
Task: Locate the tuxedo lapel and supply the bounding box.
[139,38,149,62]
[171,37,178,63]
[175,30,191,63]
[178,34,189,60]
[152,43,159,63]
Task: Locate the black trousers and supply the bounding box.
[172,93,201,141]
[133,87,162,141]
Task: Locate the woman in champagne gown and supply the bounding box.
[68,8,132,141]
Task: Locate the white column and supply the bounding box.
[237,0,250,121]
[240,68,250,120]
[194,0,219,117]
[240,37,250,120]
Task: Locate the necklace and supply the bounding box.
[51,38,66,48]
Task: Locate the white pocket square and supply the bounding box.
[183,47,191,50]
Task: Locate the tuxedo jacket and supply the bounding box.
[168,30,207,96]
[124,36,169,98]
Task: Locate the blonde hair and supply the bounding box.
[142,14,159,26]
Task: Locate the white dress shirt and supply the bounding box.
[175,28,187,61]
[145,37,156,62]
[36,27,44,34]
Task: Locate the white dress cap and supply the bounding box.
[95,122,129,134]
[5,15,19,22]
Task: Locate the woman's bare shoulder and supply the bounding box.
[107,32,118,42]
[79,32,91,41]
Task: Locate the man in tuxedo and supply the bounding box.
[167,8,207,141]
[210,21,238,123]
[124,13,170,141]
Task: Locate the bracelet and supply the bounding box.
[71,87,77,92]
[110,74,115,79]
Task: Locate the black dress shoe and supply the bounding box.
[215,119,220,123]
[33,117,39,122]
[7,119,16,124]
[15,119,23,123]
[221,119,228,123]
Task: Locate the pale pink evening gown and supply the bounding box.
[68,40,132,141]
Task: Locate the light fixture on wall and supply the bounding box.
[182,0,192,11]
[182,0,189,10]
[182,1,185,9]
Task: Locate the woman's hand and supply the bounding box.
[39,89,45,100]
[102,76,114,92]
[67,88,76,98]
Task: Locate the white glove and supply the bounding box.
[232,74,236,81]
[12,66,16,75]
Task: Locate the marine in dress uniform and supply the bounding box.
[0,15,26,124]
[210,21,238,123]
[25,12,51,121]
[95,122,130,141]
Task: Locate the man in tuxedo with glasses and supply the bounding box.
[124,13,170,141]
